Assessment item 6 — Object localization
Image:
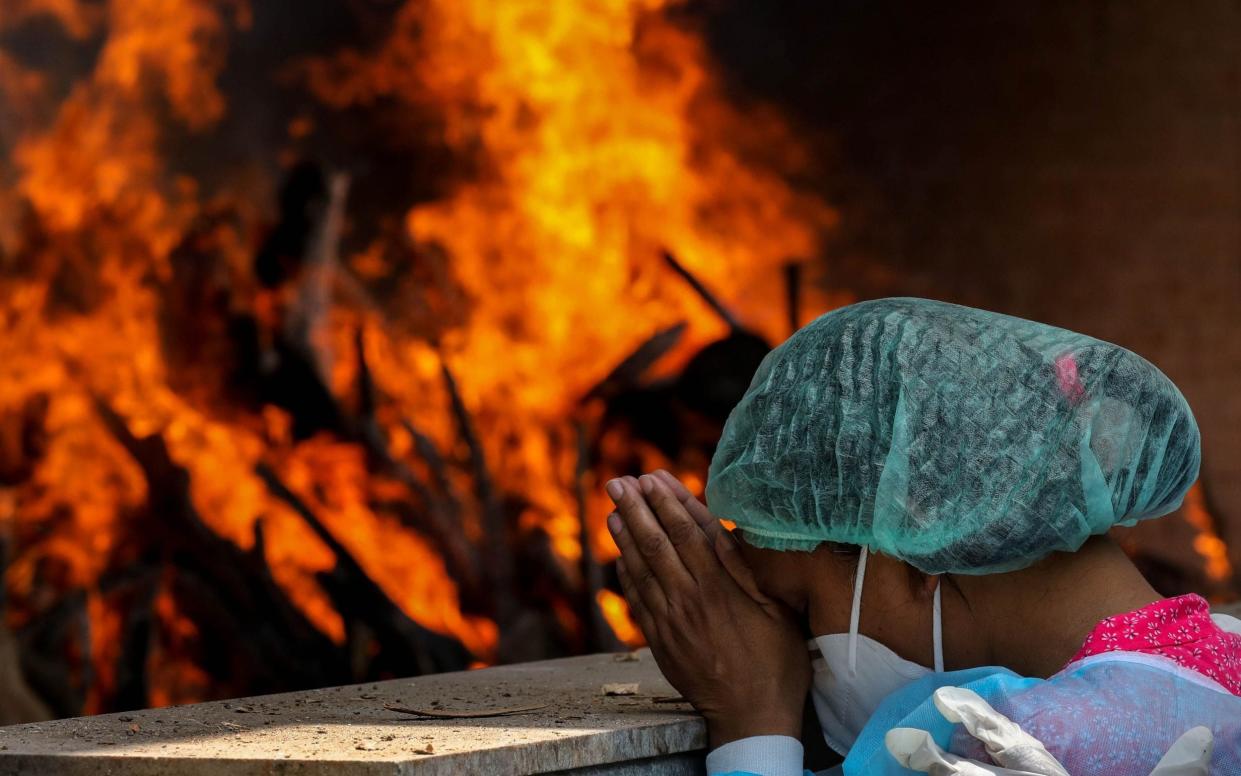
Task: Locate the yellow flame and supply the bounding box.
[597,588,643,648]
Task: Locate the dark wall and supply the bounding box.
[697,0,1241,581]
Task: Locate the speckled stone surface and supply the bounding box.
[0,650,707,775]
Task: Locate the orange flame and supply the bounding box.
[301,0,837,617]
[1183,483,1233,583]
[1,0,835,709]
[597,589,643,649]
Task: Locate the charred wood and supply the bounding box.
[92,398,350,694]
[14,588,87,719]
[574,420,622,653]
[0,534,54,724]
[585,323,686,402]
[255,161,331,289]
[0,393,49,486]
[784,261,802,335]
[439,359,521,658]
[661,249,741,331]
[673,331,771,425]
[254,463,470,676]
[401,419,459,507]
[109,573,158,712]
[352,328,480,598]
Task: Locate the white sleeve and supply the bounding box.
[704,734,805,776]
[1211,613,1241,635]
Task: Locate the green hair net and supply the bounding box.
[706,298,1200,575]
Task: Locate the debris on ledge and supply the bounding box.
[0,650,705,775]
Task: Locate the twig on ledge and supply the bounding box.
[383,702,548,720]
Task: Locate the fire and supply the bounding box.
[295,0,841,641]
[1183,483,1234,584]
[303,0,837,564]
[0,0,835,713]
[596,589,642,649]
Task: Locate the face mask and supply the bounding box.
[809,546,943,755]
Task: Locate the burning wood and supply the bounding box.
[0,536,52,725]
[90,397,352,696]
[662,250,742,332]
[253,462,470,677]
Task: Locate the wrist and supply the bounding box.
[706,711,803,750]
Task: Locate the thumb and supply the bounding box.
[713,529,768,603]
[652,469,723,541]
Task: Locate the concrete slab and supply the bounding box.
[0,650,706,775]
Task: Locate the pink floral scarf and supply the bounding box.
[1069,593,1241,695]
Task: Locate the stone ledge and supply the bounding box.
[0,650,706,775]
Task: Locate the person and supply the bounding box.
[604,298,1241,775]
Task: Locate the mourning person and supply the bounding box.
[606,298,1241,775]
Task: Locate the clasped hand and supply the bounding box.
[605,471,809,748]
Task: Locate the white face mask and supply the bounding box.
[809,546,943,755]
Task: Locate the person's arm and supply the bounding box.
[604,472,810,750]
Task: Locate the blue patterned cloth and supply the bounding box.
[843,655,1241,774]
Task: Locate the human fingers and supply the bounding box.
[712,529,769,603]
[616,557,658,642]
[1149,726,1212,776]
[625,473,779,615]
[932,688,1069,776]
[648,470,761,596]
[639,474,721,583]
[606,478,696,593]
[651,470,721,538]
[886,728,1031,776]
[606,507,668,617]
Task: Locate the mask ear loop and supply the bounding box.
[847,546,868,676]
[932,579,944,673]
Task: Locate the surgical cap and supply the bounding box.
[706,298,1201,575]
